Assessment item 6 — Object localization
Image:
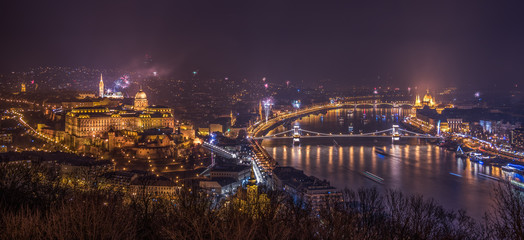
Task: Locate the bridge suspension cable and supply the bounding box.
[293,128,395,137]
[398,129,426,136]
[300,129,332,136]
[254,126,442,140]
[362,128,393,135]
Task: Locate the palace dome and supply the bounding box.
[135,89,147,99]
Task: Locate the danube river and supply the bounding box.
[262,108,514,220]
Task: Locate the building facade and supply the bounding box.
[273,166,341,211]
[512,128,524,150]
[65,89,174,142]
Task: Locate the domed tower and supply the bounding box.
[422,89,434,107]
[134,87,148,111]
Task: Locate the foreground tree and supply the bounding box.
[485,183,524,240]
[1,162,524,239]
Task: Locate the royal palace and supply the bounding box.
[65,85,175,150]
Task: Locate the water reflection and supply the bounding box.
[328,146,333,165]
[262,108,509,220]
[338,146,343,167]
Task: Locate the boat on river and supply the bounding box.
[469,152,492,164]
[502,163,524,174]
[362,171,384,184]
[375,147,388,156]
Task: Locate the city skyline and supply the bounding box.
[1,2,524,239]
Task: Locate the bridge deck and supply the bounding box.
[253,135,441,140]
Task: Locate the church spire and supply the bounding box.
[99,73,104,98]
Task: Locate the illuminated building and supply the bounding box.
[415,89,435,108]
[77,92,96,99]
[512,128,524,150]
[21,83,26,93]
[439,122,450,132]
[414,89,453,114]
[178,123,196,139]
[99,74,104,98]
[447,118,468,133]
[104,91,124,99]
[134,87,148,111]
[422,90,435,107]
[65,105,174,137]
[65,88,174,149]
[198,127,210,136]
[134,132,175,159]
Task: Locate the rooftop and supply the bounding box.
[130,175,175,186]
[203,177,238,187]
[0,151,112,167]
[273,166,334,192]
[210,164,250,173]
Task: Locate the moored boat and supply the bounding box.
[502,163,524,174]
[469,152,491,163]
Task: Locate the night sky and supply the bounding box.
[1,1,524,89]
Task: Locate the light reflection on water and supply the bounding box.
[261,108,521,220]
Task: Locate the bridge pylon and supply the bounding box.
[293,125,300,143]
[392,124,400,140]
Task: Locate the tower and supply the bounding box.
[108,128,116,151]
[247,165,258,202]
[21,83,26,93]
[134,86,148,111]
[258,101,263,121]
[99,74,104,98]
[230,110,236,126]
